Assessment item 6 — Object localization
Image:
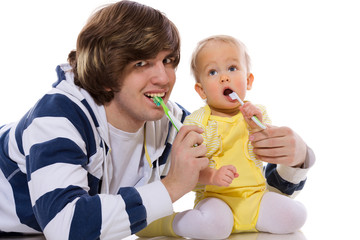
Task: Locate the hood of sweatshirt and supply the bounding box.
[54,63,110,145]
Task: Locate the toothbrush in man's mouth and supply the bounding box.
[152,96,183,132]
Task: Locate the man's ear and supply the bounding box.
[247,73,254,90]
[195,82,207,99]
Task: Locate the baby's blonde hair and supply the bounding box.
[190,35,251,83]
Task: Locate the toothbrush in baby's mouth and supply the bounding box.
[229,92,267,130]
[152,96,183,132]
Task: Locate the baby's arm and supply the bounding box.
[240,102,264,131]
[198,165,239,187]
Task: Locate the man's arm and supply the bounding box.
[161,125,208,202]
[265,146,315,197]
[250,126,315,197]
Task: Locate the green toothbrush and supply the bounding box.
[152,96,183,132]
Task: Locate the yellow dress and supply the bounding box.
[184,105,271,233]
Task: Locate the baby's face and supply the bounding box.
[195,40,253,116]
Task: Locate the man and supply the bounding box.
[0,1,314,239]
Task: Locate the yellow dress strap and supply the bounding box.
[143,124,153,168]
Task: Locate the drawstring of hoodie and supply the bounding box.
[101,139,111,194]
[144,124,161,180]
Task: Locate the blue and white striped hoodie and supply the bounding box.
[0,64,186,239]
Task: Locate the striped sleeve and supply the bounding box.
[21,93,102,239]
[265,146,315,198]
[0,124,42,233]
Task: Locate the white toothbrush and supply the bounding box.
[229,92,266,130]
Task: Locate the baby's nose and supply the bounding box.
[220,74,230,82]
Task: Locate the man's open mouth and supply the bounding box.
[145,92,165,99]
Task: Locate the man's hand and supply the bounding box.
[249,126,307,167]
[161,125,209,202]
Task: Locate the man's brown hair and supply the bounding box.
[68,0,180,105]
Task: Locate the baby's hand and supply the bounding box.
[212,165,239,187]
[240,102,264,130]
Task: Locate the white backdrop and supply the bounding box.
[1,1,359,239]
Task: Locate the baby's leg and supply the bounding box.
[173,197,233,239]
[256,192,307,234]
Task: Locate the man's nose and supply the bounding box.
[151,62,169,84]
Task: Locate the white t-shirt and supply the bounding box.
[107,123,146,194]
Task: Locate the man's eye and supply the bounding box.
[209,70,218,76]
[135,61,147,67]
[163,58,173,64]
[228,66,237,72]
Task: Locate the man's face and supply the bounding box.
[106,50,176,132]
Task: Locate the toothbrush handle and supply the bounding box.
[168,112,200,147]
[237,96,266,129]
[168,111,183,132]
[251,116,267,129]
[230,93,266,129]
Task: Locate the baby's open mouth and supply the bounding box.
[223,88,233,96]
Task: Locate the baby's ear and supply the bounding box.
[247,73,254,90]
[195,83,207,100]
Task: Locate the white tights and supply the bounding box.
[173,197,233,239]
[172,192,307,239]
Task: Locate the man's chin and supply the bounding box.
[148,111,165,122]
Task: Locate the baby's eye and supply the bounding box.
[228,66,237,72]
[135,61,147,67]
[209,70,218,76]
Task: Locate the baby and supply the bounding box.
[137,35,307,239]
[172,35,307,239]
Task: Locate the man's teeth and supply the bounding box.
[145,93,165,98]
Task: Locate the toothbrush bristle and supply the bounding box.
[152,96,161,106]
[229,92,237,100]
